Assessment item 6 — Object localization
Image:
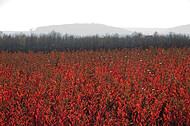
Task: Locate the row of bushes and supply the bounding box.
[0,32,189,52]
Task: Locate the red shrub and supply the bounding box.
[0,48,189,125]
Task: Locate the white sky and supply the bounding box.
[0,0,190,31]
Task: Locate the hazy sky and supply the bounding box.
[0,0,190,31]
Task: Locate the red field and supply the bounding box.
[0,48,189,125]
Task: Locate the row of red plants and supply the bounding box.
[0,47,189,125]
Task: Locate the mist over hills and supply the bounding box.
[167,24,190,34]
[125,28,168,35]
[126,24,190,35]
[33,23,132,36]
[1,23,190,36]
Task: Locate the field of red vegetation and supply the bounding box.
[0,47,189,125]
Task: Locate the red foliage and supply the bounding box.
[0,48,189,125]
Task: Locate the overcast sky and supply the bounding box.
[0,0,190,31]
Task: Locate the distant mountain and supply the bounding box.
[33,23,132,36]
[2,24,189,36]
[125,24,190,35]
[167,24,190,35]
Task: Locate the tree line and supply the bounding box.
[0,31,189,52]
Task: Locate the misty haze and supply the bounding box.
[1,23,190,36]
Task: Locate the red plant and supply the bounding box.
[0,48,189,125]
